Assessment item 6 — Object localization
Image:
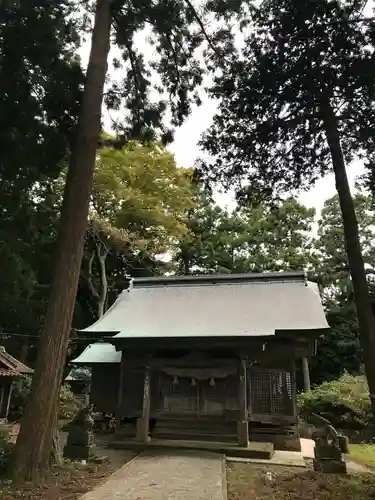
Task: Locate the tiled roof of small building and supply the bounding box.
[0,347,33,376]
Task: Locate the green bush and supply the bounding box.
[10,376,78,421]
[59,383,79,420]
[298,373,372,429]
[0,428,12,473]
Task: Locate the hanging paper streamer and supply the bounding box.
[173,375,178,385]
[209,377,215,387]
[191,378,196,386]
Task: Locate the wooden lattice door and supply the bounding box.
[248,367,295,418]
[160,375,200,416]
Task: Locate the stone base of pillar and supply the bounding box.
[313,458,347,473]
[136,417,151,443]
[237,420,249,447]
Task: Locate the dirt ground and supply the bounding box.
[227,463,375,500]
[0,431,136,500]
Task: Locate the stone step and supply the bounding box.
[154,431,237,443]
[155,418,237,432]
[109,438,274,460]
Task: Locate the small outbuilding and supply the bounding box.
[0,346,33,423]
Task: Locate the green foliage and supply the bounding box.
[315,194,375,289]
[200,0,375,194]
[348,444,375,467]
[105,0,216,141]
[0,429,12,473]
[175,190,315,274]
[298,373,372,429]
[10,377,32,417]
[10,377,77,421]
[310,301,362,385]
[92,140,194,254]
[308,193,375,383]
[59,384,78,420]
[79,140,195,318]
[0,0,84,358]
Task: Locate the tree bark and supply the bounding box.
[87,241,108,318]
[322,99,375,414]
[96,241,108,318]
[11,0,112,481]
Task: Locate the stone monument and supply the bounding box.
[63,404,95,461]
[311,413,347,473]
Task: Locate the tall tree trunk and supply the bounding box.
[87,241,109,319]
[11,0,112,481]
[97,242,108,318]
[322,99,375,414]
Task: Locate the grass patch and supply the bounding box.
[227,463,375,500]
[349,444,375,468]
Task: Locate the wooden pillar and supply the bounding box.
[136,366,151,442]
[237,357,249,447]
[115,350,126,434]
[0,380,4,418]
[5,382,12,421]
[302,357,311,392]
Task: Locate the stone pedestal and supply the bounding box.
[136,417,151,443]
[64,428,96,460]
[313,459,347,473]
[314,444,342,461]
[63,406,96,461]
[339,435,349,453]
[237,420,249,447]
[313,442,347,474]
[64,442,96,460]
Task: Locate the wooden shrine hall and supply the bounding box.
[72,272,329,452]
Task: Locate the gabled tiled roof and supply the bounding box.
[0,347,33,377]
[80,271,329,340]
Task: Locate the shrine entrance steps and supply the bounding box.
[109,437,274,460]
[153,416,238,443]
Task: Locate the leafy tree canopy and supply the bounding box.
[91,139,194,254]
[199,0,375,197]
[175,192,316,274]
[315,193,375,289]
[0,0,84,354]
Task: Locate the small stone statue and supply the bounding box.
[310,413,347,473]
[63,404,96,461]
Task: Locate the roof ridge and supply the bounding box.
[131,271,306,288]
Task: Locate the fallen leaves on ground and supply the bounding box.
[0,462,114,500]
[227,463,375,500]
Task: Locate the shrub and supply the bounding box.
[59,383,78,420]
[0,428,12,473]
[10,376,32,417]
[298,373,372,430]
[10,376,78,421]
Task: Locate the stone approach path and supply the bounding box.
[80,450,226,500]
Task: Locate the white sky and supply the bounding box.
[80,3,370,217]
